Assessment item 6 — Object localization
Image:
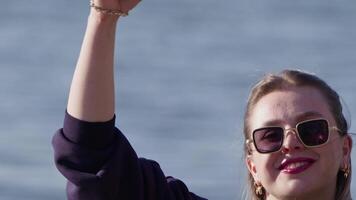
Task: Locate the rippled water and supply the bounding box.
[1,0,356,199]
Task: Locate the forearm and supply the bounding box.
[67,11,119,122]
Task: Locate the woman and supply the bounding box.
[243,70,353,200]
[52,0,353,199]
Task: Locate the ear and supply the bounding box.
[246,155,258,180]
[341,135,352,166]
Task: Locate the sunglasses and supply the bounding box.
[246,118,341,154]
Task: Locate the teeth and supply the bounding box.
[285,161,307,170]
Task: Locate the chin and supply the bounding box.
[273,179,315,199]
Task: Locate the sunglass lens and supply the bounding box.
[253,127,284,153]
[298,119,329,146]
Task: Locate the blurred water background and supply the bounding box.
[1,0,356,199]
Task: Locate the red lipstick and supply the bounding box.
[278,158,316,174]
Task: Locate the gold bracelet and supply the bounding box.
[90,0,128,17]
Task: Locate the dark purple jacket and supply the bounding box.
[52,112,207,200]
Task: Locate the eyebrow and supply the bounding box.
[295,111,324,122]
[261,111,324,127]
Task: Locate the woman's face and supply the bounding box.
[246,86,351,200]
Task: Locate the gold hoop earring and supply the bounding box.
[341,164,350,179]
[254,181,264,196]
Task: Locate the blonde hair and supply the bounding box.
[243,69,352,200]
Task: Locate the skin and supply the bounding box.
[246,86,352,200]
[67,0,140,121]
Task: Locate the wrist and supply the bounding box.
[89,9,120,25]
[88,0,128,24]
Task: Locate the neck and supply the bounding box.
[265,186,336,200]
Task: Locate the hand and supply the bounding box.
[91,0,141,14]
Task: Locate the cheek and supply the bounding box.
[313,142,344,178]
[322,138,343,156]
[320,142,344,165]
[253,154,279,180]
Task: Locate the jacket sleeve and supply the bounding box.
[52,111,207,200]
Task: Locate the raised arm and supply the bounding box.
[54,2,208,199]
[67,0,140,122]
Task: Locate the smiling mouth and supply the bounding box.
[278,158,316,174]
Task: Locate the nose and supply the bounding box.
[280,129,304,153]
